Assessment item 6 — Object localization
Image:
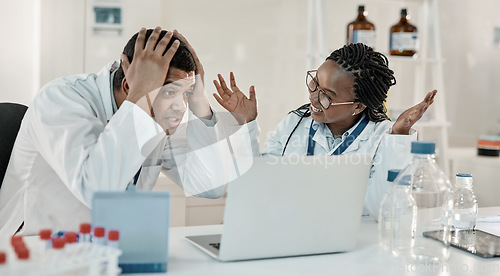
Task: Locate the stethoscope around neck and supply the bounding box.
[281,106,369,156]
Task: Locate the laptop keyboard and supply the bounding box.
[209,243,220,250]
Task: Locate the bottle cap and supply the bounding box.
[65,232,78,243]
[358,5,365,12]
[411,141,436,154]
[401,8,408,16]
[479,135,500,141]
[79,223,91,234]
[108,230,120,241]
[94,227,105,238]
[387,169,401,182]
[11,235,24,247]
[397,175,412,186]
[16,247,29,260]
[52,237,66,249]
[39,229,52,240]
[0,252,6,264]
[14,243,28,254]
[456,173,473,187]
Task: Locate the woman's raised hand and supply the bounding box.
[392,90,437,135]
[213,72,257,125]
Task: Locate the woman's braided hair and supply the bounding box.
[327,43,396,122]
[284,44,395,155]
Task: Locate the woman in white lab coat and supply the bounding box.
[213,43,436,218]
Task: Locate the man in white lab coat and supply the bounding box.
[0,27,259,236]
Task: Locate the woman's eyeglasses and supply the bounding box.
[306,70,355,110]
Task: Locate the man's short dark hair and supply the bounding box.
[113,29,196,90]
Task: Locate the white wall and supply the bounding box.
[162,0,500,148]
[40,0,85,88]
[0,0,40,105]
[161,0,310,149]
[84,0,164,73]
[2,0,499,149]
[39,0,164,87]
[439,0,500,146]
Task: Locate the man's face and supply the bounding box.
[152,67,195,134]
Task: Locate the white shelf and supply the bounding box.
[388,56,444,64]
[373,0,422,3]
[414,120,450,128]
[307,0,449,172]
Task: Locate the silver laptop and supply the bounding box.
[185,155,372,261]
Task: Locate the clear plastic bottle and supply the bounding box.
[106,230,120,275]
[0,251,7,275]
[79,223,92,243]
[107,230,120,249]
[47,237,66,273]
[378,169,401,251]
[397,141,452,263]
[13,245,31,276]
[93,227,106,245]
[39,229,52,251]
[451,173,478,232]
[391,175,417,260]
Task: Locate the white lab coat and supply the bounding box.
[0,62,259,236]
[263,112,416,219]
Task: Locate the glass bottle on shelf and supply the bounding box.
[389,8,418,56]
[346,5,376,49]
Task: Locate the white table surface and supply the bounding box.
[140,207,500,276]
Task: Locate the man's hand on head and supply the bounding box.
[121,27,179,104]
[174,30,212,120]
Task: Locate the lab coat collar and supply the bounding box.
[341,115,374,155]
[307,115,373,154]
[96,61,119,122]
[309,120,332,151]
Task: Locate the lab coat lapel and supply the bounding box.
[341,121,374,155]
[96,61,118,122]
[313,126,331,152]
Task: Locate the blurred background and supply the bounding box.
[2,0,500,224]
[2,0,500,149]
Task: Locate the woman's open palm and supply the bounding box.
[392,90,437,135]
[213,72,257,124]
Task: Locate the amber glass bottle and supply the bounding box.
[389,9,418,56]
[346,5,376,49]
